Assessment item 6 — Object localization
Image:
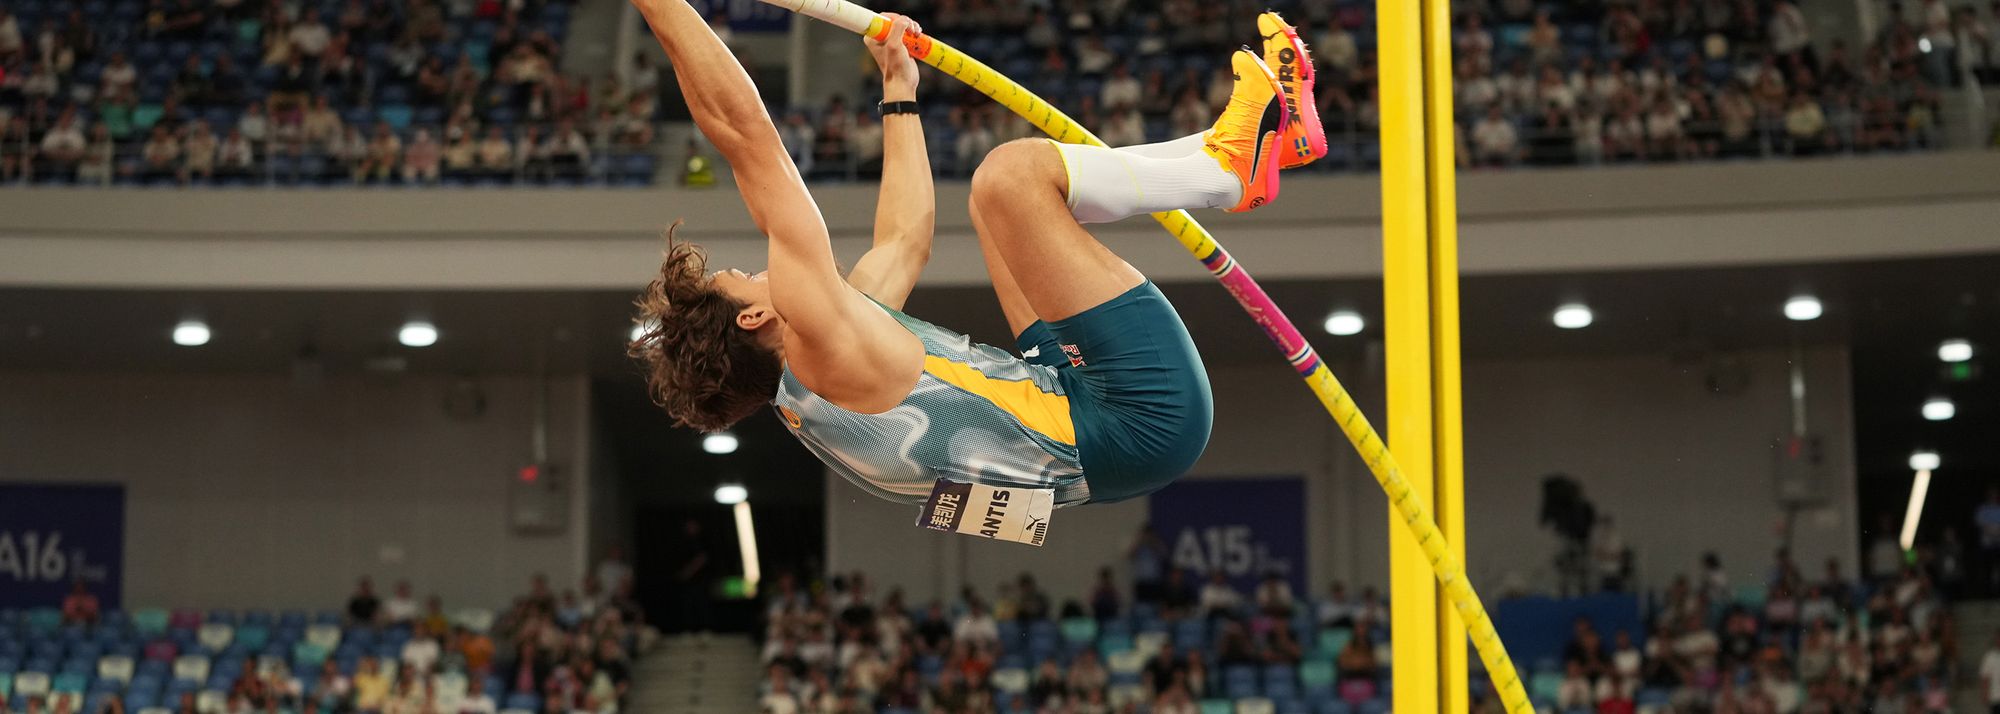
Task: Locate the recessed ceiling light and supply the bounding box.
[398,321,439,348]
[1938,339,1972,363]
[703,432,739,455]
[1921,398,1955,421]
[1552,304,1592,329]
[713,483,748,505]
[1323,311,1364,336]
[1784,296,1823,321]
[172,320,211,347]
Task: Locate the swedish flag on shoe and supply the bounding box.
[1258,10,1328,169]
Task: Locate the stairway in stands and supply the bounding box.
[1953,599,1999,713]
[627,634,761,714]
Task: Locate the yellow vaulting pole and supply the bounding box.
[1382,0,1466,707]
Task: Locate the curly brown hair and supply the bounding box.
[627,225,782,432]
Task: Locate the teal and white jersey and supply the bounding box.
[771,305,1090,506]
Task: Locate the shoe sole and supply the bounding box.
[1265,18,1327,168]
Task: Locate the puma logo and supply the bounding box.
[1022,346,1041,358]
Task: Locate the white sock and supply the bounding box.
[1053,141,1241,224]
[1113,132,1207,159]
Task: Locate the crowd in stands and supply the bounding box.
[0,558,649,714]
[0,0,665,185]
[776,0,1999,179]
[750,524,1971,714]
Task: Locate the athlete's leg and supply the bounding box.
[967,49,1288,321]
[967,195,1040,339]
[968,139,1146,322]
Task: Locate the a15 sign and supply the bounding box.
[1148,477,1305,597]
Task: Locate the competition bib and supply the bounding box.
[917,481,1054,547]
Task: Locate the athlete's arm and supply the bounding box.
[630,0,861,331]
[845,14,934,311]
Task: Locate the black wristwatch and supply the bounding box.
[878,100,921,117]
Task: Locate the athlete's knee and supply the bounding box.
[972,139,1064,199]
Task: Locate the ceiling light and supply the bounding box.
[1907,450,1940,472]
[1323,311,1365,336]
[172,320,211,347]
[713,483,747,505]
[703,432,739,455]
[1921,397,1955,421]
[398,321,438,348]
[1784,295,1822,321]
[629,321,652,343]
[1938,339,1972,363]
[1552,304,1593,329]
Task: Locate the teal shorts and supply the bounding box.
[1015,281,1213,503]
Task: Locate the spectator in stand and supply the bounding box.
[140,126,180,181]
[356,122,401,183]
[180,120,217,184]
[60,579,100,625]
[76,125,115,185]
[1099,106,1146,147]
[403,129,443,184]
[1197,571,1242,619]
[1100,61,1142,110]
[290,9,334,59]
[1337,628,1380,684]
[1067,649,1110,698]
[1254,572,1294,620]
[329,125,369,180]
[216,127,254,178]
[1558,661,1593,711]
[39,113,86,178]
[351,658,390,714]
[1471,105,1521,166]
[1977,486,2000,596]
[952,110,995,177]
[474,127,514,179]
[1129,525,1169,605]
[543,120,590,180]
[1784,90,1829,154]
[952,598,999,648]
[1089,569,1121,621]
[384,581,420,624]
[347,577,383,625]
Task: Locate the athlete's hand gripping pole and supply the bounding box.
[758,0,1535,711]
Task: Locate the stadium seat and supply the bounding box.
[132,608,171,636]
[1059,617,1098,645]
[1199,700,1234,714]
[990,667,1029,695]
[233,626,268,652]
[171,655,209,683]
[1236,697,1276,714]
[13,672,52,698]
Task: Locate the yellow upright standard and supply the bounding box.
[1378,0,1466,708]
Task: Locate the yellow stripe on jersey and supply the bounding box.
[922,355,1077,445]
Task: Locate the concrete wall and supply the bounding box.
[2,152,1998,291]
[0,372,593,610]
[825,346,1860,606]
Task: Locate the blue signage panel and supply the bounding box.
[0,483,125,609]
[1148,476,1307,597]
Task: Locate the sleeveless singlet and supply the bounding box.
[771,303,1090,506]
